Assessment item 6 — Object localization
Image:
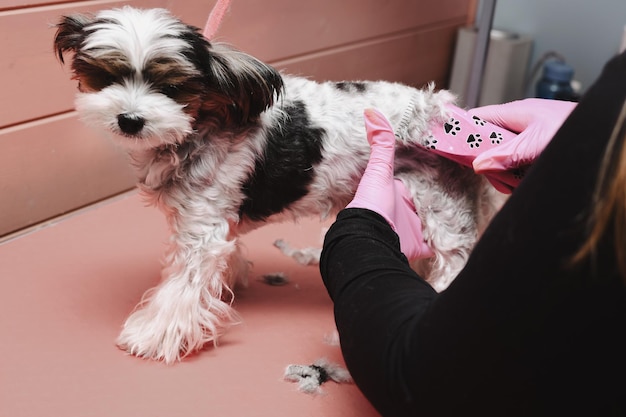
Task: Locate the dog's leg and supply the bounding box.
[396,171,480,293]
[117,217,244,363]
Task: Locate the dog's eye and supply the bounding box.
[161,84,180,96]
[76,66,116,91]
[88,71,116,90]
[72,58,121,91]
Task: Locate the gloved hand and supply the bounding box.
[346,109,434,260]
[469,98,577,188]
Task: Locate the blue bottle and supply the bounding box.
[536,61,577,101]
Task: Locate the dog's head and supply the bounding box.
[54,6,283,150]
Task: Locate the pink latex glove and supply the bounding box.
[346,109,434,260]
[469,98,577,191]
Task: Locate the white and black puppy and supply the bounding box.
[54,6,504,363]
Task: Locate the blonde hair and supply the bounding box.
[572,99,626,282]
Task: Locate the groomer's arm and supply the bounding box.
[320,109,438,416]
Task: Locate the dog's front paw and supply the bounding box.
[116,287,239,363]
[117,309,189,363]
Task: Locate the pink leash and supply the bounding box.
[203,0,232,40]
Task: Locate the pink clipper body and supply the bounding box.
[425,104,521,193]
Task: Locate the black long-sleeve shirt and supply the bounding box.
[320,51,626,416]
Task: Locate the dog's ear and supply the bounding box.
[53,14,93,64]
[188,34,284,125]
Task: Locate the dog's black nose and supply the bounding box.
[117,113,145,135]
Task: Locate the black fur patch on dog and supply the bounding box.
[239,101,325,220]
[335,81,368,93]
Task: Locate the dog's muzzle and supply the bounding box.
[117,113,145,135]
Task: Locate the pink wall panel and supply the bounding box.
[172,0,472,62]
[1,0,73,11]
[0,113,136,237]
[274,24,462,88]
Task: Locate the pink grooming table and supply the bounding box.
[0,192,379,417]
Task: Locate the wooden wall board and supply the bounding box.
[0,113,136,236]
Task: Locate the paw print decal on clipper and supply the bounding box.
[466,133,482,149]
[424,134,438,149]
[490,132,503,145]
[444,118,461,136]
[472,115,486,126]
